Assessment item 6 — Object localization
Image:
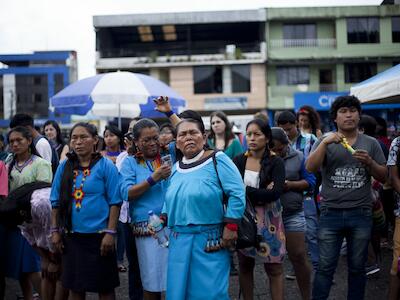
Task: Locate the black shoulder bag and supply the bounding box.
[212,151,259,249]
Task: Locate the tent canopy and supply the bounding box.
[350,64,400,104]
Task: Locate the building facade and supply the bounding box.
[94,10,267,113]
[94,4,400,122]
[0,51,78,127]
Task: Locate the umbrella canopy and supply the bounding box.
[50,71,186,117]
[350,64,400,103]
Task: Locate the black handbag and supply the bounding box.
[212,152,259,249]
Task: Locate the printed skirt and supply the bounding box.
[240,200,286,263]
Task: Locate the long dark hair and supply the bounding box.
[209,111,235,150]
[297,105,321,136]
[246,119,274,185]
[7,126,38,180]
[43,120,65,146]
[58,122,101,230]
[103,124,124,150]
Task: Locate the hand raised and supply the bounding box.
[153,96,172,113]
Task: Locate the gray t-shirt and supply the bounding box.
[311,133,386,209]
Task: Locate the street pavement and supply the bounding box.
[5,246,392,299]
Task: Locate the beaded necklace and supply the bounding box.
[72,168,91,211]
[14,155,34,173]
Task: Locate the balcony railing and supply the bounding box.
[269,84,337,98]
[270,39,336,48]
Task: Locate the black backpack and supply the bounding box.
[33,135,59,175]
[0,181,51,228]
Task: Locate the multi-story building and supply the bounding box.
[0,51,78,127]
[266,5,400,125]
[94,10,267,115]
[94,4,400,126]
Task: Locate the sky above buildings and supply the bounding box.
[0,0,382,79]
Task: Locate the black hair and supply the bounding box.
[7,126,38,179]
[276,110,296,125]
[160,123,176,138]
[132,119,159,141]
[175,118,207,161]
[103,124,124,150]
[208,111,235,151]
[329,95,362,122]
[9,113,34,128]
[359,115,377,137]
[43,120,65,146]
[296,105,321,136]
[271,127,289,145]
[70,122,98,140]
[375,116,388,137]
[245,119,274,185]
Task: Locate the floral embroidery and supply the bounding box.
[72,168,90,211]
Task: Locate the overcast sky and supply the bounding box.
[0,0,382,79]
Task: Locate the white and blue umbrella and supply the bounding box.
[350,64,400,103]
[51,71,186,119]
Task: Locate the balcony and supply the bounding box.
[270,39,336,48]
[269,84,337,98]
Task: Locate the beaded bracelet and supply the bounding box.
[103,229,117,235]
[50,227,60,234]
[165,111,174,117]
[226,223,239,232]
[146,176,156,186]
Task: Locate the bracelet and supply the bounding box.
[165,111,174,117]
[226,223,238,232]
[50,227,60,234]
[103,229,117,235]
[146,176,156,186]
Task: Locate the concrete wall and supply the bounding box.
[169,64,267,111]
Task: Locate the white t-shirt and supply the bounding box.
[35,137,53,163]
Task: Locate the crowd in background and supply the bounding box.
[0,95,400,300]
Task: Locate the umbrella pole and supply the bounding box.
[118,103,121,130]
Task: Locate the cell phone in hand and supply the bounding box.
[161,154,172,168]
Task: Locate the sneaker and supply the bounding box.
[285,273,296,280]
[366,264,380,276]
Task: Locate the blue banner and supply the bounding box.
[294,92,400,111]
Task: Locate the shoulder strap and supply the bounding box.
[212,151,228,205]
[33,135,42,147]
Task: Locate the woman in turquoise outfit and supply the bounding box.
[163,118,245,300]
[208,111,243,160]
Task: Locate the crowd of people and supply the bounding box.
[0,95,399,300]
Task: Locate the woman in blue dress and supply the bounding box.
[50,122,121,300]
[119,119,173,300]
[163,118,245,300]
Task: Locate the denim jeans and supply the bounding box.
[304,196,319,270]
[122,222,143,300]
[312,207,372,300]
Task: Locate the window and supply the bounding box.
[193,66,222,94]
[231,65,250,93]
[344,63,377,83]
[33,76,42,85]
[393,17,400,43]
[347,17,380,43]
[283,24,316,40]
[276,66,309,85]
[33,94,42,103]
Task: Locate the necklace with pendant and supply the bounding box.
[72,168,91,211]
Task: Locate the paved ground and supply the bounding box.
[5,246,392,299]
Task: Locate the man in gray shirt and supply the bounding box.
[306,96,387,300]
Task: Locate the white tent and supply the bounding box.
[350,64,400,103]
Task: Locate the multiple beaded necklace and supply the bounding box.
[72,167,91,211]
